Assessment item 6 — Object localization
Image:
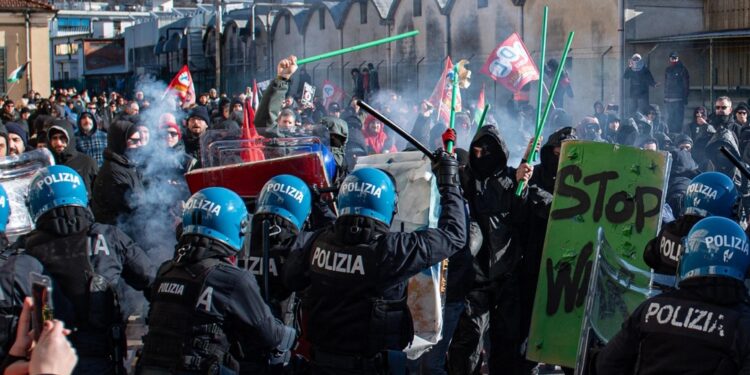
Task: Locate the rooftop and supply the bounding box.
[0,0,55,11]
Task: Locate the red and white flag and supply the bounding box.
[240,97,265,162]
[322,80,344,109]
[164,65,196,106]
[429,57,462,124]
[480,33,539,93]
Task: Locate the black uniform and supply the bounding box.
[138,235,295,375]
[596,278,750,374]
[0,206,155,374]
[643,214,702,276]
[282,176,467,374]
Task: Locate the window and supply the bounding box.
[57,18,90,33]
[54,43,79,56]
[359,0,367,24]
[319,8,325,30]
[478,0,488,8]
[413,0,422,17]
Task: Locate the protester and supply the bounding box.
[623,53,656,115]
[6,123,26,156]
[183,106,211,165]
[75,112,107,167]
[362,115,397,154]
[46,119,98,196]
[664,51,690,134]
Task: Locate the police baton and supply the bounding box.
[357,100,438,162]
[720,146,750,180]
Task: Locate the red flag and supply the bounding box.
[239,98,265,162]
[164,65,196,106]
[481,33,540,93]
[429,58,462,124]
[321,80,344,109]
[474,84,486,125]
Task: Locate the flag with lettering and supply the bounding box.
[164,65,196,106]
[481,33,539,93]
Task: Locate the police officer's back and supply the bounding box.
[597,216,750,374]
[0,165,155,374]
[644,172,739,278]
[138,187,296,375]
[283,152,467,374]
[0,184,16,359]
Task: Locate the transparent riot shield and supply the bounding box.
[0,149,55,240]
[575,227,652,375]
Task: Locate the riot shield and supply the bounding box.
[575,227,652,374]
[0,149,55,240]
[356,151,445,360]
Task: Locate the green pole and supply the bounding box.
[515,31,575,196]
[446,65,459,153]
[534,7,548,136]
[296,30,419,65]
[475,104,490,135]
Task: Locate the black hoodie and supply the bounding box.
[47,120,98,196]
[461,125,547,306]
[91,120,145,225]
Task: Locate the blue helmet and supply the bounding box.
[680,216,750,282]
[338,167,397,226]
[0,184,9,233]
[26,165,88,222]
[182,187,249,251]
[255,174,312,231]
[309,142,337,183]
[683,172,738,218]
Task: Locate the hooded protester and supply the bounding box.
[603,113,621,143]
[578,117,605,142]
[91,120,146,225]
[319,112,349,183]
[705,119,742,179]
[664,148,700,215]
[686,106,715,167]
[5,123,27,156]
[623,53,656,115]
[160,117,197,177]
[450,125,546,374]
[75,112,107,167]
[46,119,98,196]
[593,101,608,129]
[362,115,397,154]
[530,127,577,193]
[664,51,690,134]
[183,106,211,166]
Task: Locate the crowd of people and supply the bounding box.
[0,50,746,375]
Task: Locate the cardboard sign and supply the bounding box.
[527,141,671,368]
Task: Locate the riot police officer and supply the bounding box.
[0,184,10,255]
[283,151,467,375]
[0,165,155,374]
[241,174,313,374]
[643,172,739,283]
[138,187,296,375]
[597,216,750,374]
[0,183,15,360]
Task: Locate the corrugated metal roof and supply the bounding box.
[629,29,750,44]
[0,0,54,11]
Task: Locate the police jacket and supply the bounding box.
[92,120,145,225]
[643,214,702,275]
[596,278,750,375]
[461,126,547,307]
[282,183,467,356]
[0,206,154,359]
[139,235,295,373]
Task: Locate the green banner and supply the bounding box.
[527,141,671,368]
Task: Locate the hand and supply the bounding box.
[277,55,298,80]
[8,297,34,358]
[420,101,434,116]
[441,128,457,151]
[433,151,459,187]
[516,163,533,185]
[29,320,77,375]
[523,136,542,161]
[696,116,707,125]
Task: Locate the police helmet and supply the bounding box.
[255,175,312,231]
[309,142,337,183]
[679,216,750,282]
[182,187,249,251]
[682,172,738,218]
[26,165,88,222]
[0,184,10,233]
[338,167,397,226]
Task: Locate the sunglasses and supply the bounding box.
[738,111,748,115]
[166,131,179,137]
[716,105,729,110]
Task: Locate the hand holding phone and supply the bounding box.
[30,273,53,342]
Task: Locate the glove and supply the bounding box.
[434,151,459,187]
[269,325,297,365]
[441,128,457,150]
